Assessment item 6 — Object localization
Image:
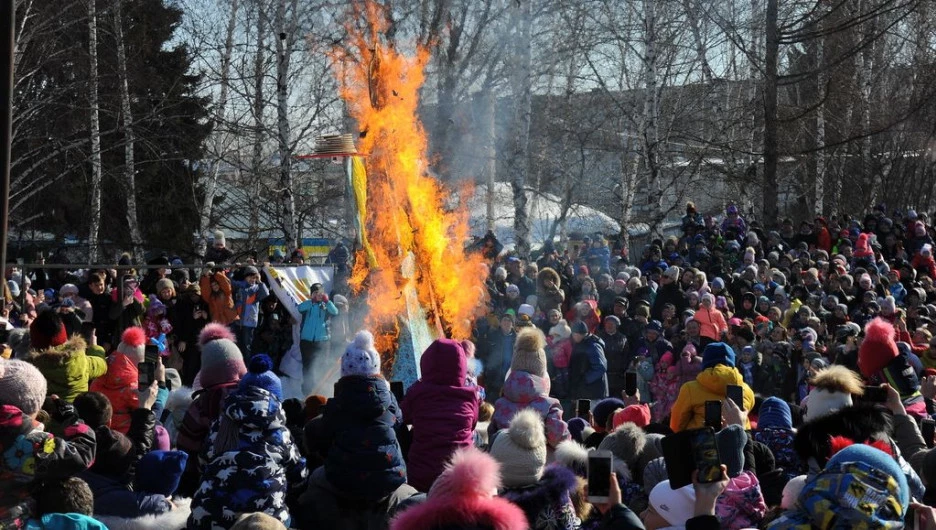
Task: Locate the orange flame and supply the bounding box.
[332,1,487,352]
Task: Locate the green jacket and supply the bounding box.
[27,336,108,403]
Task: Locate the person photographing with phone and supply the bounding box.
[669,342,754,432]
[297,283,338,396]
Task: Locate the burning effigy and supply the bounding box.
[328,1,487,384]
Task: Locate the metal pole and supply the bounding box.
[1,0,15,288]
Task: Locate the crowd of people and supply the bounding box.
[5,204,936,529]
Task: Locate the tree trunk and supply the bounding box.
[113,0,143,259]
[87,0,103,263]
[196,0,238,263]
[481,88,496,233]
[815,34,826,216]
[762,0,779,227]
[642,0,663,236]
[856,6,875,208]
[249,5,265,248]
[275,0,297,250]
[507,0,532,258]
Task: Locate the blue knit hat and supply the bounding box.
[135,450,188,496]
[757,397,792,430]
[238,354,283,400]
[702,342,736,369]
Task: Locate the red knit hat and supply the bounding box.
[612,404,652,429]
[858,318,899,377]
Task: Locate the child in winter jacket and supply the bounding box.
[489,328,571,449]
[0,360,97,528]
[402,338,480,492]
[231,265,270,357]
[27,310,107,403]
[143,298,173,343]
[547,320,573,398]
[188,355,306,529]
[675,343,703,387]
[314,331,407,502]
[649,351,680,421]
[90,327,148,434]
[200,270,238,326]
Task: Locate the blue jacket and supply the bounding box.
[232,281,270,328]
[298,299,338,342]
[189,386,307,529]
[320,375,406,501]
[570,335,608,399]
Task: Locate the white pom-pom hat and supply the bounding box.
[341,330,381,377]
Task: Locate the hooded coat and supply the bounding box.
[669,366,755,432]
[536,268,565,315]
[318,375,406,501]
[89,351,140,434]
[27,336,107,403]
[188,386,306,529]
[402,339,481,492]
[500,465,582,530]
[490,370,571,450]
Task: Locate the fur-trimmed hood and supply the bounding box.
[537,267,561,290]
[794,404,893,469]
[95,498,191,530]
[27,335,89,365]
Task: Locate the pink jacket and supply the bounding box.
[694,306,728,341]
[489,370,570,448]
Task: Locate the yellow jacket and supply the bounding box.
[669,364,755,432]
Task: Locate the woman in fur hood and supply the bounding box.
[537,268,565,315]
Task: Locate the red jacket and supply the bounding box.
[89,352,139,434]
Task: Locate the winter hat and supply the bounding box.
[198,323,247,388]
[880,349,920,399]
[489,409,548,487]
[28,310,68,350]
[243,265,260,278]
[803,365,864,422]
[135,450,188,496]
[593,398,626,431]
[153,425,170,451]
[517,303,535,317]
[571,320,589,335]
[510,328,547,377]
[91,428,136,477]
[701,342,736,369]
[213,229,226,247]
[341,330,381,377]
[712,277,725,290]
[663,266,680,280]
[781,475,808,509]
[553,440,589,478]
[0,359,47,415]
[598,422,647,470]
[164,368,182,392]
[820,444,909,514]
[427,446,504,502]
[155,278,175,295]
[566,417,594,443]
[239,354,283,400]
[549,320,571,340]
[880,295,896,315]
[715,424,747,478]
[758,397,793,430]
[116,326,147,363]
[858,318,900,377]
[648,481,696,527]
[505,284,520,296]
[612,404,651,430]
[230,513,287,530]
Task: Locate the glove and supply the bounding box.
[45,397,79,425]
[321,294,329,303]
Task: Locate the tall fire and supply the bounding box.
[331,1,487,380]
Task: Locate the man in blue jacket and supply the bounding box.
[569,320,608,400]
[298,283,339,394]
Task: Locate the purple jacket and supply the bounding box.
[402,339,480,492]
[490,370,571,448]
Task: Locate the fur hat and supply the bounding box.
[230,513,287,530]
[553,440,589,478]
[489,409,548,488]
[804,365,864,422]
[0,359,47,415]
[549,320,571,340]
[29,310,68,350]
[239,354,283,400]
[198,323,247,388]
[598,422,646,470]
[342,330,381,377]
[510,328,547,377]
[794,404,892,470]
[858,318,899,377]
[116,327,147,363]
[781,475,807,510]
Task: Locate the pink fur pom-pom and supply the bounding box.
[198,323,236,347]
[121,327,147,348]
[428,446,502,499]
